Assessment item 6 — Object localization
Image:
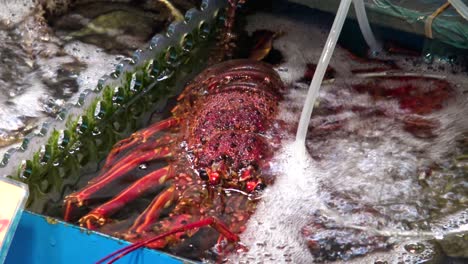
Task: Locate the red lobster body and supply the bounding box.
[64,59,284,259]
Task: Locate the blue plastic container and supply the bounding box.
[5,211,193,264]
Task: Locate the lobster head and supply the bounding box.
[185,60,283,196]
[195,132,272,194]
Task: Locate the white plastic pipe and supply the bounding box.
[295,0,383,150]
[295,0,353,148]
[449,0,468,20]
[353,0,382,54]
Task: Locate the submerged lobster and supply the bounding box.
[63,59,285,260]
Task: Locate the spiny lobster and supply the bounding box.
[63,59,285,262]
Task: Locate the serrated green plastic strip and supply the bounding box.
[3,1,227,213]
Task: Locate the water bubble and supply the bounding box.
[56,108,68,121]
[111,63,124,78]
[43,98,64,116]
[95,76,107,92]
[49,237,56,247]
[184,9,197,23]
[39,145,52,165]
[92,127,101,136]
[39,122,50,137]
[20,160,33,179]
[423,53,433,64]
[166,23,177,38]
[198,21,210,39]
[404,243,425,254]
[112,86,126,106]
[149,35,162,50]
[139,163,148,170]
[181,34,194,52]
[0,156,9,168]
[276,244,287,250]
[374,260,388,264]
[256,241,266,247]
[200,0,209,11]
[215,8,226,23]
[156,69,174,82]
[131,49,142,64]
[20,135,32,151]
[68,142,81,154]
[149,60,159,78]
[76,116,89,134]
[128,74,138,93]
[165,46,179,66]
[94,101,106,120]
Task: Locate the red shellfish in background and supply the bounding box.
[63,59,285,260]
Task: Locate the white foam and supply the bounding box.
[228,11,468,263]
[0,4,119,157]
[63,40,119,103]
[231,141,319,263]
[0,0,35,26]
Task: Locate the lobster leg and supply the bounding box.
[128,186,177,234]
[64,146,172,221]
[103,118,179,169]
[79,166,174,229]
[97,217,239,264]
[99,134,175,174]
[89,134,175,187]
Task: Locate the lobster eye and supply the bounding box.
[208,171,220,185]
[246,181,257,192]
[198,169,209,181]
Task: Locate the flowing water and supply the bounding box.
[0,0,194,156]
[229,6,467,264]
[57,3,466,262]
[1,1,466,263]
[295,0,351,150]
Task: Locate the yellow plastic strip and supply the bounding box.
[158,0,184,22]
[425,2,451,39]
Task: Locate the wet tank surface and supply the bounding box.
[60,1,467,262]
[1,0,467,263]
[0,0,201,154]
[230,1,467,263]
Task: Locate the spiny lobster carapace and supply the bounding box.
[63,59,285,261]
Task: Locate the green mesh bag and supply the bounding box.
[291,0,468,49]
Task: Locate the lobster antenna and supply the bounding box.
[96,240,147,264]
[158,0,184,22]
[96,227,191,264]
[96,218,237,264]
[210,0,246,63]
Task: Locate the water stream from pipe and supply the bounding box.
[234,7,468,259]
[290,0,467,242]
[295,0,380,153]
